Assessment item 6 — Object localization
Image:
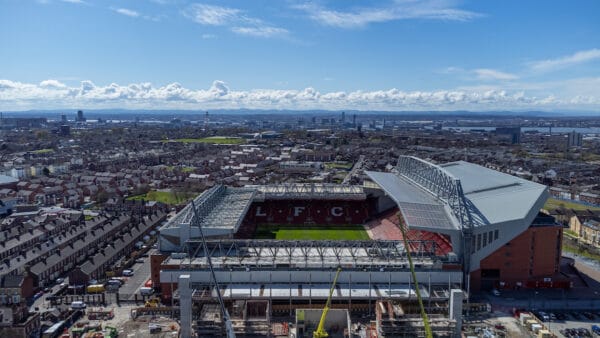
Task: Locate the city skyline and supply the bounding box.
[1,0,600,111]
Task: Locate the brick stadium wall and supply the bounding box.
[470,225,567,291]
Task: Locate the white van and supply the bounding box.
[70,301,87,309]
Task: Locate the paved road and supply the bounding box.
[119,254,153,300]
[30,277,70,311]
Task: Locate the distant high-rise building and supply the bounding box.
[568,130,583,147]
[352,114,356,127]
[204,111,209,130]
[59,125,70,136]
[61,114,67,123]
[341,111,345,124]
[495,127,521,144]
[76,110,86,122]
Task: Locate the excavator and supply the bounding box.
[313,267,342,338]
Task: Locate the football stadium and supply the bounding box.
[155,156,565,337]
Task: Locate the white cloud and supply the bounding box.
[1,78,599,111]
[61,0,85,4]
[201,33,217,39]
[530,48,600,72]
[114,8,140,18]
[185,4,240,26]
[231,26,288,38]
[474,69,518,81]
[39,79,67,89]
[296,1,481,29]
[184,3,288,38]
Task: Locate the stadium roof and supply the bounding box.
[440,161,547,225]
[251,183,365,200]
[365,171,458,232]
[366,157,548,232]
[166,185,255,230]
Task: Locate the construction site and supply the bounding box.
[153,156,559,337]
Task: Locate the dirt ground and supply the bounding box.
[463,311,529,337]
[71,305,180,337]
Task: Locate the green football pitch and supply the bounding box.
[254,224,370,240]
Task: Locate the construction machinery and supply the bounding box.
[313,267,342,338]
[398,214,433,338]
[191,200,235,338]
[145,296,161,308]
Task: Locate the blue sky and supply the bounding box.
[1,0,599,111]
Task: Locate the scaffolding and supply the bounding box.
[181,239,439,269]
[395,156,474,284]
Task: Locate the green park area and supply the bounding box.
[165,137,244,145]
[544,198,600,211]
[126,190,195,205]
[325,162,353,170]
[32,148,54,154]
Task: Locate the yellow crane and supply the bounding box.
[313,267,342,338]
[398,214,433,338]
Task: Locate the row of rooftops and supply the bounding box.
[77,213,165,276]
[29,215,131,278]
[0,215,129,277]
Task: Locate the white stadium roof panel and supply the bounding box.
[367,159,548,231]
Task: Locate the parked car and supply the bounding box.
[135,258,145,263]
[70,301,86,309]
[55,278,64,284]
[122,269,134,276]
[491,289,501,296]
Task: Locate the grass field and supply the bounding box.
[563,242,600,262]
[32,148,54,154]
[166,137,244,145]
[254,224,370,240]
[325,162,353,170]
[126,190,195,205]
[544,198,600,211]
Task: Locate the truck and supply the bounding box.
[86,284,105,293]
[140,287,154,296]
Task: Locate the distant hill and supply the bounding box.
[1,108,595,118]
